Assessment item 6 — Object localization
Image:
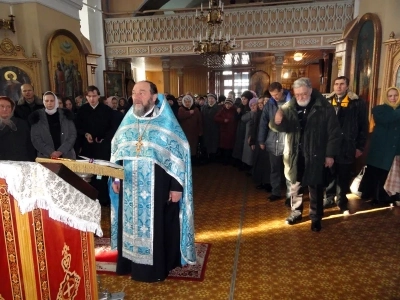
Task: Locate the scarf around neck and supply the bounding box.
[43,91,59,115]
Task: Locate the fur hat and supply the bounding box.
[249,97,258,107]
[241,90,254,100]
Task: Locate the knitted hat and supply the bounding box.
[249,97,258,107]
[241,90,254,100]
[207,93,217,100]
[225,97,234,104]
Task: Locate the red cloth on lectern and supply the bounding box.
[0,178,97,300]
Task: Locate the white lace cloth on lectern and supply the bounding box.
[0,161,103,236]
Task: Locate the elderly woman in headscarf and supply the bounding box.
[177,94,203,163]
[29,91,77,159]
[0,96,35,161]
[359,87,400,205]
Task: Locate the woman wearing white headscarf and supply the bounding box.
[29,91,77,159]
[177,94,203,161]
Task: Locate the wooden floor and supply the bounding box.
[98,162,400,300]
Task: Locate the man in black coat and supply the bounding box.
[324,76,368,214]
[270,78,342,232]
[0,96,36,161]
[75,86,115,206]
[14,84,44,120]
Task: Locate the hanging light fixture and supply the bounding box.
[293,52,303,61]
[193,0,237,68]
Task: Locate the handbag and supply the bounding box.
[350,166,367,197]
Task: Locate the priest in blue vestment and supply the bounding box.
[110,80,196,282]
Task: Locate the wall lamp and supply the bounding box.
[0,6,15,33]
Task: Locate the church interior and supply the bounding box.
[0,0,400,299]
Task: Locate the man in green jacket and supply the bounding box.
[270,77,342,232]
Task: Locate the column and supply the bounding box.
[161,56,171,94]
[80,0,106,94]
[86,53,101,86]
[177,68,184,96]
[274,53,285,82]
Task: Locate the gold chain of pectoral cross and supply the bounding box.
[136,118,151,155]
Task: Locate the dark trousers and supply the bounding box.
[291,182,324,221]
[268,152,290,198]
[361,165,394,203]
[325,163,352,210]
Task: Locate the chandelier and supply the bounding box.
[193,0,237,68]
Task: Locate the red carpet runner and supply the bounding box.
[95,238,211,281]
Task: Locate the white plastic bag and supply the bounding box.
[350,166,366,197]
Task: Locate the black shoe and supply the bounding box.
[264,184,272,192]
[268,194,281,202]
[285,212,302,225]
[256,184,265,189]
[311,220,321,232]
[285,197,291,207]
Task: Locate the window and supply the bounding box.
[222,71,249,97]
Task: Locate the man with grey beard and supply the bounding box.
[110,80,196,282]
[270,78,342,232]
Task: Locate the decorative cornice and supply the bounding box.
[2,0,83,20]
[106,34,342,58]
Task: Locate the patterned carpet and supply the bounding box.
[98,163,400,300]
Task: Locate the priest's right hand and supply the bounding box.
[112,181,120,194]
[85,133,93,143]
[275,109,284,125]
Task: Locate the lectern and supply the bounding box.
[0,161,103,300]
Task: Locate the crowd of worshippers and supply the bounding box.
[1,77,400,231]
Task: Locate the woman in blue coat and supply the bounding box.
[360,87,400,204]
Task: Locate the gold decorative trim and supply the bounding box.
[0,182,23,299]
[0,38,43,97]
[57,243,81,299]
[348,13,382,132]
[382,33,400,93]
[32,209,50,300]
[81,232,93,300]
[0,38,26,58]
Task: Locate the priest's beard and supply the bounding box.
[133,103,151,117]
[297,98,311,107]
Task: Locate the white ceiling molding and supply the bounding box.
[0,0,83,20]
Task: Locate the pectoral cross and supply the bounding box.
[136,136,143,153]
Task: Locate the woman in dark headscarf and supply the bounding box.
[232,90,253,169]
[166,94,179,119]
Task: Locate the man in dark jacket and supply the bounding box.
[75,85,115,206]
[258,82,291,202]
[14,84,44,120]
[324,76,368,214]
[270,78,342,232]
